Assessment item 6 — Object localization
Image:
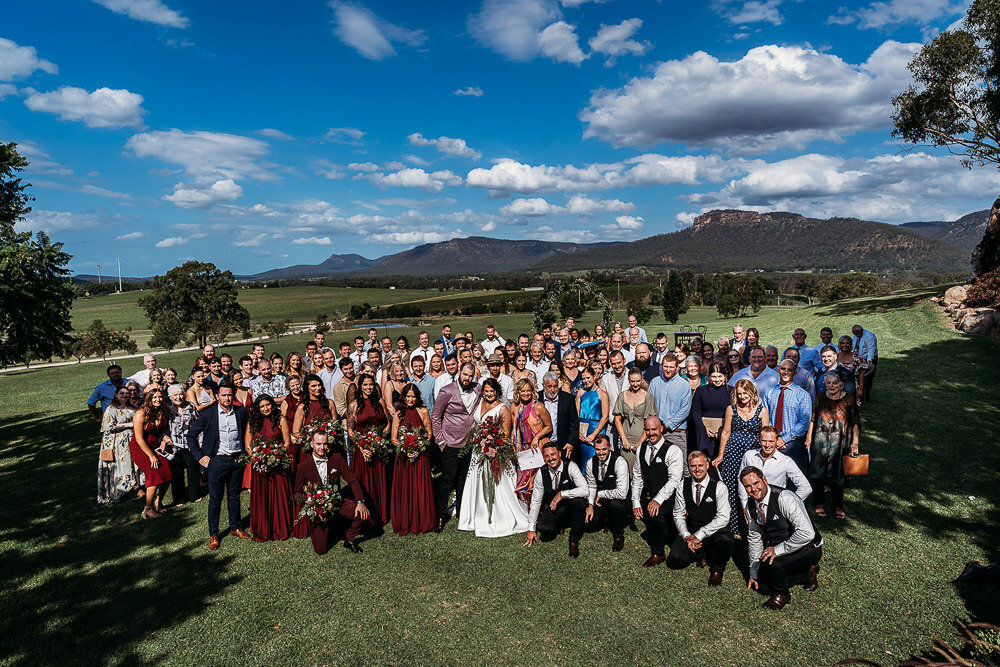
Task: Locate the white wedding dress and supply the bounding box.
[458,403,529,538]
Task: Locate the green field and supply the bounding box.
[2,286,997,664]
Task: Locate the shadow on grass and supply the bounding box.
[0,411,242,665]
[813,286,947,318]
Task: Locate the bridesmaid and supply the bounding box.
[575,365,609,471]
[389,383,435,535]
[246,395,293,542]
[281,375,304,469]
[512,378,552,503]
[129,389,172,519]
[291,374,336,538]
[347,374,391,526]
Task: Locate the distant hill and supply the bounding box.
[244,253,384,280]
[534,210,970,274]
[900,209,989,251]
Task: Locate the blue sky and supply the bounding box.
[2,0,997,275]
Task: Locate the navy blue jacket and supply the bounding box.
[187,405,249,460]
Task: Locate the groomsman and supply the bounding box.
[632,416,684,567]
[525,443,589,558]
[742,466,823,610]
[584,434,630,551]
[668,451,735,586]
[293,431,369,555]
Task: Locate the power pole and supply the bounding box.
[97,264,102,284]
[617,279,620,308]
[116,258,122,293]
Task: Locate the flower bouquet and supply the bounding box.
[239,436,292,473]
[300,416,343,453]
[354,427,393,463]
[395,425,430,462]
[464,416,516,522]
[294,481,343,525]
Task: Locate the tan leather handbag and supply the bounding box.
[842,453,869,476]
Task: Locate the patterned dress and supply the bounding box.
[98,405,139,503]
[719,403,763,536]
[808,392,860,483]
[515,401,544,502]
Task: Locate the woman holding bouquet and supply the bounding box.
[458,379,528,538]
[281,374,304,467]
[245,394,294,541]
[512,378,552,503]
[389,383,435,535]
[291,374,337,537]
[347,374,391,526]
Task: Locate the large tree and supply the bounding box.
[139,261,250,348]
[661,270,688,324]
[0,143,74,367]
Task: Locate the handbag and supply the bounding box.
[100,447,115,462]
[842,452,869,476]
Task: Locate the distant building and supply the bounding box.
[523,286,544,292]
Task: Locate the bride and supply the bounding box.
[458,378,529,537]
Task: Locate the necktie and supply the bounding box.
[758,502,767,525]
[695,483,702,505]
[600,461,606,480]
[774,386,786,434]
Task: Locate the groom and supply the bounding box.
[431,362,481,532]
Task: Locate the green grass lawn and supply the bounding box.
[2,286,998,665]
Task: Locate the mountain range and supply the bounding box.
[899,210,990,251]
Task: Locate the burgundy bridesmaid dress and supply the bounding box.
[350,399,390,526]
[390,408,436,536]
[249,418,293,542]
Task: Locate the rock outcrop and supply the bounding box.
[971,196,1000,279]
[934,283,1000,338]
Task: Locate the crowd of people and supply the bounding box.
[88,316,878,610]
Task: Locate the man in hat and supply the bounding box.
[479,352,515,403]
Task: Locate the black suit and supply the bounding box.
[188,405,249,537]
[538,390,580,464]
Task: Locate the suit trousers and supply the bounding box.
[862,357,878,402]
[435,446,470,522]
[310,499,363,554]
[640,495,677,556]
[664,430,688,477]
[666,528,735,573]
[757,545,822,596]
[585,498,630,538]
[169,448,201,504]
[206,456,244,537]
[537,497,587,543]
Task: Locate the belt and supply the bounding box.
[215,453,241,459]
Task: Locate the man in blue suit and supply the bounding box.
[188,384,250,549]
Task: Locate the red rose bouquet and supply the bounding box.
[354,427,393,463]
[240,436,292,473]
[395,425,430,462]
[294,481,343,524]
[464,416,516,522]
[300,416,343,453]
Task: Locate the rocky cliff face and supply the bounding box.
[972,197,1000,278]
[691,210,804,227]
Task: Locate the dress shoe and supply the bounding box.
[343,540,363,554]
[708,571,724,587]
[803,564,820,591]
[436,518,445,533]
[763,593,791,610]
[208,535,221,550]
[696,556,709,569]
[568,542,579,558]
[230,528,251,540]
[642,554,666,568]
[612,536,624,552]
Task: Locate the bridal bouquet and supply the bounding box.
[354,427,393,463]
[300,416,343,453]
[294,481,343,524]
[466,416,516,483]
[395,425,430,462]
[240,436,291,473]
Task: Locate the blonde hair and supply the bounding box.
[513,377,537,408]
[731,378,761,409]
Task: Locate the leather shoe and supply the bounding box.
[708,571,724,586]
[568,542,579,558]
[435,518,445,533]
[208,535,220,550]
[642,554,666,568]
[803,564,820,591]
[763,593,791,610]
[611,536,624,552]
[696,556,709,569]
[231,528,251,540]
[343,540,363,554]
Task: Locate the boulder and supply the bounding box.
[942,284,969,306]
[972,196,1000,279]
[957,309,996,335]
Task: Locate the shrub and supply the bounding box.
[966,268,1000,308]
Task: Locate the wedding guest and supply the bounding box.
[510,351,535,388]
[613,368,656,473]
[390,384,436,536]
[513,378,553,502]
[249,359,288,404]
[396,335,412,370]
[763,360,813,471]
[738,426,811,511]
[293,374,338,452]
[332,358,357,419]
[478,352,515,403]
[741,328,761,365]
[782,348,816,402]
[166,383,201,506]
[409,331,433,371]
[382,361,409,420]
[811,327,834,356]
[317,349,340,400]
[627,314,648,343]
[347,374,391,527]
[632,416,684,567]
[286,352,306,385]
[246,394,293,542]
[691,363,730,459]
[143,368,165,396]
[714,378,769,536]
[576,366,609,471]
[601,350,629,413]
[293,430,368,554]
[203,358,223,392]
[203,344,216,360]
[648,354,692,475]
[627,343,659,385]
[743,466,823,610]
[187,369,216,412]
[668,451,735,586]
[837,335,869,403]
[125,380,143,409]
[188,385,251,549]
[409,355,435,413]
[540,372,579,463]
[163,367,178,386]
[129,354,158,387]
[728,347,780,394]
[764,346,779,370]
[218,355,232,375]
[790,328,822,375]
[130,389,173,519]
[97,385,138,503]
[684,356,706,391]
[725,349,745,377]
[433,353,460,400]
[524,443,588,558]
[815,345,857,400]
[730,324,746,353]
[584,434,630,551]
[807,373,860,519]
[430,363,481,531]
[428,353,444,379]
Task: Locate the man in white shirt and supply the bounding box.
[600,350,629,414]
[129,354,158,387]
[584,435,630,551]
[610,332,634,365]
[651,333,670,365]
[668,450,735,586]
[349,336,367,372]
[524,442,589,558]
[478,353,514,403]
[525,343,549,384]
[479,325,506,357]
[632,416,684,567]
[730,324,746,353]
[433,353,460,401]
[728,347,780,395]
[409,331,433,371]
[627,314,648,343]
[738,426,811,510]
[317,349,340,399]
[811,327,834,356]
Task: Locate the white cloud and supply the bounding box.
[0,83,16,99]
[0,38,58,81]
[611,214,643,230]
[162,179,242,208]
[291,236,334,245]
[94,0,189,27]
[366,230,461,245]
[588,18,649,62]
[539,21,587,65]
[501,197,564,216]
[155,235,190,248]
[404,154,430,166]
[560,0,611,5]
[348,161,380,172]
[233,233,269,247]
[468,0,561,61]
[407,132,482,160]
[78,184,133,200]
[116,231,145,240]
[565,194,635,214]
[324,126,366,144]
[727,0,786,25]
[313,159,346,179]
[24,86,146,129]
[126,129,272,181]
[17,142,73,176]
[361,168,463,192]
[15,210,106,233]
[254,128,294,140]
[454,86,484,97]
[580,40,921,152]
[480,220,497,232]
[330,1,426,60]
[828,0,967,29]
